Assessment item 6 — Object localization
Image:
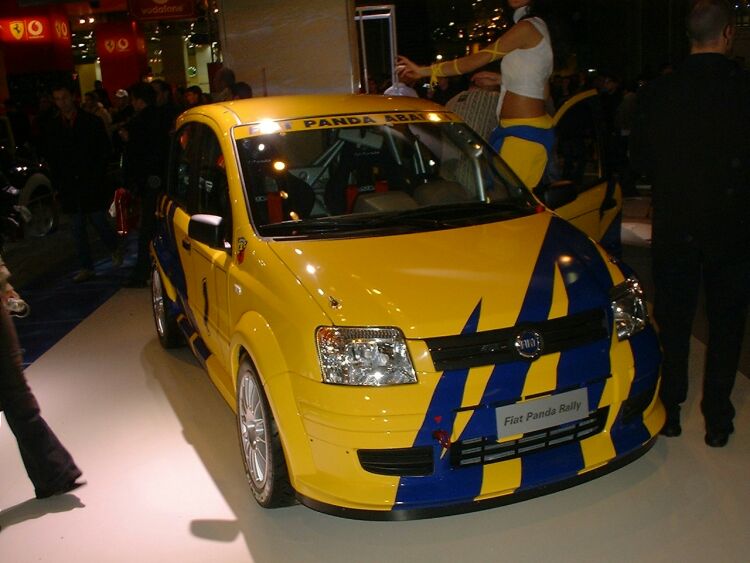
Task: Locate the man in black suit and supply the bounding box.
[46,83,121,282]
[630,0,750,447]
[120,82,170,287]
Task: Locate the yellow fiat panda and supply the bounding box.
[151,94,664,520]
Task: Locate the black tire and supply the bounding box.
[236,356,295,508]
[23,184,59,237]
[151,264,183,348]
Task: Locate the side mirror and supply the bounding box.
[535,180,577,210]
[188,214,228,251]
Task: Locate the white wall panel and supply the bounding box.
[218,0,359,96]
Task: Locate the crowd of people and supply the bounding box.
[0,67,251,506]
[1,68,252,288]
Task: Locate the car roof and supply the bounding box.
[176,93,454,130]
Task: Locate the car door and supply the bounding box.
[167,120,232,373]
[184,121,232,371]
[539,89,622,253]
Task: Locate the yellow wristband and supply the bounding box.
[479,43,508,62]
[430,62,445,86]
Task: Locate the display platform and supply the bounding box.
[1,290,749,562]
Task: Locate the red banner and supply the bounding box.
[0,15,69,43]
[96,21,148,92]
[128,0,195,22]
[96,21,146,59]
[0,6,72,73]
[1,18,43,42]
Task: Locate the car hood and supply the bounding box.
[269,214,616,339]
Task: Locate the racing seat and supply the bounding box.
[250,171,315,225]
[325,136,406,215]
[413,179,470,206]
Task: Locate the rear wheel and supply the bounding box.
[236,356,294,508]
[151,264,183,348]
[23,184,58,237]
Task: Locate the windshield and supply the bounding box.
[235,118,537,239]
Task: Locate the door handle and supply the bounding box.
[182,239,191,251]
[202,278,209,325]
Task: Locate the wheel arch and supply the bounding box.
[230,310,290,392]
[151,248,179,303]
[230,311,317,480]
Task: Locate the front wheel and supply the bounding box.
[236,356,295,508]
[151,264,183,348]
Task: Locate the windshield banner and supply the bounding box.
[237,111,461,139]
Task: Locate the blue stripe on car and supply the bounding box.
[395,301,484,509]
[396,217,636,508]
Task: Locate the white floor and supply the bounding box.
[1,290,749,563]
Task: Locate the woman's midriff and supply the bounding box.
[499,91,547,119]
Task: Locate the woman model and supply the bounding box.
[0,252,84,500]
[397,0,556,189]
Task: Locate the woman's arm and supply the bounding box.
[397,20,542,84]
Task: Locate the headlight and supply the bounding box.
[316,327,417,386]
[610,278,648,341]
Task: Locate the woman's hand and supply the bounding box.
[396,56,425,81]
[471,71,502,90]
[1,286,19,307]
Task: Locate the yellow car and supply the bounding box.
[151,94,664,520]
[542,89,624,255]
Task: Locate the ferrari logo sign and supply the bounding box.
[1,18,49,42]
[10,21,24,40]
[103,36,132,54]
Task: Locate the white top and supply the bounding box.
[499,15,553,106]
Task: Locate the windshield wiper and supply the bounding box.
[374,200,535,224]
[259,200,534,237]
[259,216,394,237]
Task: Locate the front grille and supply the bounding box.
[425,308,608,371]
[358,446,433,476]
[450,407,609,467]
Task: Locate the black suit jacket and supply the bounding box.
[630,53,750,257]
[44,109,112,214]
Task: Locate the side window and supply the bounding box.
[551,97,605,191]
[167,123,200,207]
[195,124,232,238]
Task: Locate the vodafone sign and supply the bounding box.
[96,21,145,60]
[0,18,49,42]
[128,0,195,21]
[103,37,131,54]
[0,16,70,44]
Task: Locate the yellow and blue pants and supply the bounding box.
[489,115,554,189]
